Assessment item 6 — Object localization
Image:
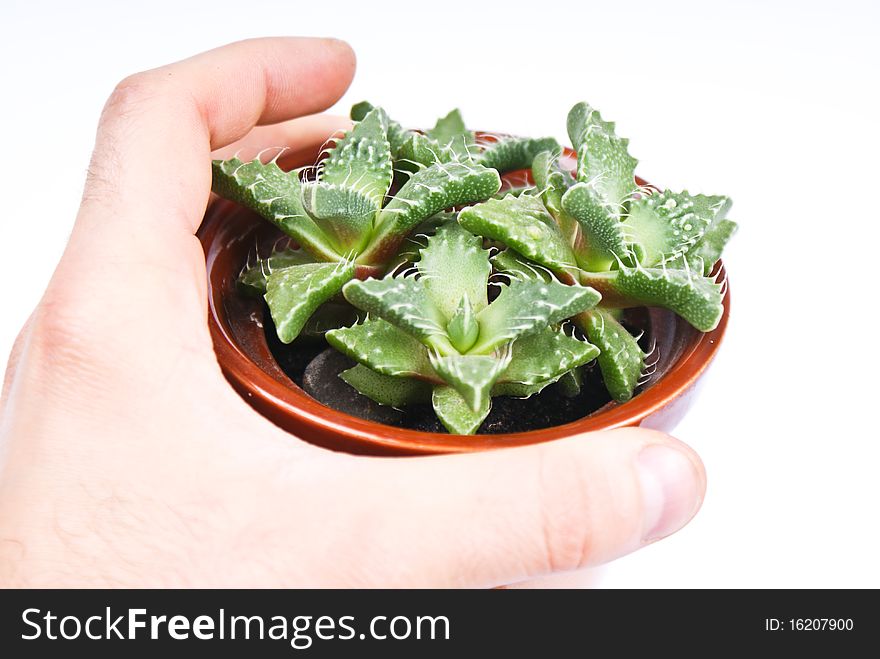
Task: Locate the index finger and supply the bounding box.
[46,38,355,354]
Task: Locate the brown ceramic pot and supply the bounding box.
[199,144,730,456]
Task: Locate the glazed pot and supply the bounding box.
[199,144,730,456]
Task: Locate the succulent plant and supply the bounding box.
[351,101,561,178]
[212,98,736,434]
[326,222,601,434]
[212,106,501,343]
[459,102,737,403]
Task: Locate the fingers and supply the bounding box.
[74,37,355,253]
[26,40,355,415]
[28,38,354,389]
[358,428,706,587]
[211,114,352,165]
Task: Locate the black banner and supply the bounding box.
[0,589,873,655]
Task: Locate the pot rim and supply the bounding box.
[202,219,730,456]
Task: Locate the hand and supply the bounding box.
[0,37,705,588]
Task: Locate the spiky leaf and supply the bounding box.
[428,109,476,159]
[350,101,412,155]
[625,191,731,267]
[364,161,501,263]
[211,158,339,261]
[326,318,439,381]
[561,182,629,271]
[479,137,561,172]
[265,261,356,343]
[341,276,453,353]
[566,102,638,209]
[490,248,553,282]
[432,386,491,435]
[321,107,393,207]
[396,133,454,171]
[301,182,378,253]
[430,353,510,413]
[238,247,315,296]
[458,194,576,277]
[688,218,737,275]
[385,212,458,271]
[340,365,432,407]
[499,327,599,385]
[472,277,601,353]
[531,150,579,242]
[418,222,490,319]
[588,266,724,332]
[578,309,644,402]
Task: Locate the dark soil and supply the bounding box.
[263,307,647,434]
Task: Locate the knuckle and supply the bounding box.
[105,72,163,118]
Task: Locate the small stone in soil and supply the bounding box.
[301,348,405,426]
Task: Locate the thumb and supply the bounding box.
[359,428,706,587]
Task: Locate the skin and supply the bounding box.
[0,38,706,588]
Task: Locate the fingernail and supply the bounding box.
[638,444,702,543]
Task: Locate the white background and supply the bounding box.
[2,0,878,587]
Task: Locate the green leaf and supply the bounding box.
[432,385,491,435]
[490,249,553,282]
[556,367,583,397]
[446,295,480,353]
[429,350,510,413]
[478,137,560,172]
[385,212,458,271]
[265,260,356,343]
[340,365,432,407]
[321,107,393,207]
[211,158,339,261]
[341,276,453,353]
[396,133,454,171]
[350,101,412,155]
[301,182,378,254]
[472,277,601,353]
[417,222,490,319]
[531,150,579,243]
[458,194,577,277]
[299,302,362,338]
[498,327,599,385]
[238,246,315,296]
[428,109,476,159]
[326,318,439,381]
[566,102,639,209]
[364,161,501,264]
[349,101,373,121]
[577,309,644,402]
[624,190,731,267]
[684,218,737,275]
[561,182,629,271]
[586,266,724,332]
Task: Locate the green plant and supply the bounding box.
[351,101,561,179]
[213,99,736,435]
[326,222,601,434]
[212,106,501,343]
[459,102,736,403]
